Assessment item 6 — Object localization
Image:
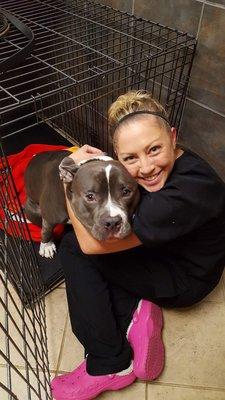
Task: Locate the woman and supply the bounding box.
[51,91,225,400]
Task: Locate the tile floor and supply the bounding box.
[1,272,225,400]
[47,272,225,400]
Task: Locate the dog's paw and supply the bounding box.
[39,241,56,258]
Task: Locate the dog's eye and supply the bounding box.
[85,193,95,201]
[122,187,131,197]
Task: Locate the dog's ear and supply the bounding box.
[59,157,79,183]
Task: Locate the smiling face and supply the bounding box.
[115,116,178,192]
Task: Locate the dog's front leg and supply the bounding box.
[39,218,56,259]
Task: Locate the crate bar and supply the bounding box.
[0,276,49,365]
[5,0,174,52]
[0,344,49,398]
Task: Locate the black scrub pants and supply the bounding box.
[59,230,212,376]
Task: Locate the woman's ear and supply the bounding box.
[170,127,177,149]
[113,146,118,158]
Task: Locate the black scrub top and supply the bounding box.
[133,149,225,297]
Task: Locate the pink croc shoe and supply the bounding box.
[51,360,136,400]
[51,361,85,390]
[127,299,164,381]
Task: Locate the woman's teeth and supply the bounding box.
[145,175,157,181]
[143,172,160,181]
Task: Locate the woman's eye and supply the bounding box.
[122,187,131,196]
[85,193,95,201]
[150,146,160,153]
[123,156,135,162]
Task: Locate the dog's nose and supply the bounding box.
[102,215,122,232]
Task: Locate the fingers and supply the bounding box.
[68,152,81,161]
[84,144,104,155]
[68,144,106,164]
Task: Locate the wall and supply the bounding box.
[96,0,225,180]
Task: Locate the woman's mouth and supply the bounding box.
[139,170,162,187]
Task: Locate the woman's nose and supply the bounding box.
[139,158,154,175]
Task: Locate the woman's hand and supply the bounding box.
[69,144,105,164]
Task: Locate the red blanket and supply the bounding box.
[0,144,67,242]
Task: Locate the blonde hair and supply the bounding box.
[108,90,170,146]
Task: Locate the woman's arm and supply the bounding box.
[66,196,142,255]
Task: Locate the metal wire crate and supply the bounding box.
[0,265,51,399]
[0,146,52,399]
[0,0,196,150]
[0,0,196,398]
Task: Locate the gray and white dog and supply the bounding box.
[24,150,140,258]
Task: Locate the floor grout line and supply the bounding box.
[53,312,69,377]
[145,381,148,399]
[150,381,225,392]
[221,275,225,302]
[1,361,224,393]
[202,300,225,305]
